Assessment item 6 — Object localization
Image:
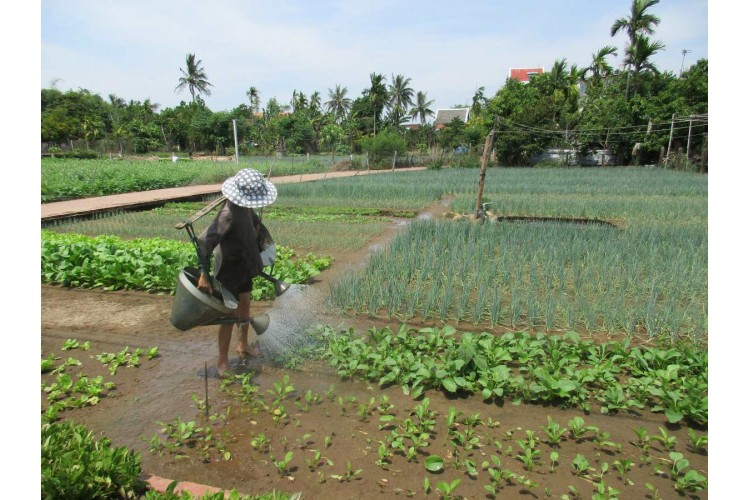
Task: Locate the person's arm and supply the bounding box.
[196,205,231,294]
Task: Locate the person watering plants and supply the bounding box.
[196,168,277,377]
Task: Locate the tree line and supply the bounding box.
[41,0,707,166]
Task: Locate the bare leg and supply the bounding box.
[217,322,233,376]
[236,292,260,356]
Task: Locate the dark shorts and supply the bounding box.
[216,265,254,298]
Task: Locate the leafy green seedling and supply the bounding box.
[250,433,268,453]
[674,469,708,493]
[571,453,590,476]
[549,451,559,473]
[613,459,634,485]
[62,339,80,350]
[542,416,567,447]
[651,427,677,451]
[592,480,620,500]
[435,479,461,499]
[41,354,58,373]
[147,347,159,360]
[667,451,690,480]
[270,451,294,477]
[568,416,594,441]
[687,428,707,454]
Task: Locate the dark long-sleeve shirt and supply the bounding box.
[196,201,263,294]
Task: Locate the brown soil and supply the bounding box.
[41,200,708,499]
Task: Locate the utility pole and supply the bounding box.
[680,49,692,77]
[664,113,676,167]
[232,119,239,164]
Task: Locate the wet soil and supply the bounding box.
[41,199,708,499]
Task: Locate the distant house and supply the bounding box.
[509,67,545,84]
[434,108,470,130]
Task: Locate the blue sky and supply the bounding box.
[40,0,708,115]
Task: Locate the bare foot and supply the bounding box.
[237,342,261,358]
[216,361,233,378]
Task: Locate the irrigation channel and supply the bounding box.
[41,194,707,498]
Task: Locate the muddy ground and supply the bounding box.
[40,201,708,499]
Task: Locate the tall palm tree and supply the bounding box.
[325,85,352,123]
[583,46,618,85]
[624,35,665,96]
[410,91,435,125]
[175,53,213,102]
[388,74,414,114]
[291,90,308,113]
[611,0,661,98]
[610,0,661,48]
[309,91,322,115]
[246,86,261,113]
[365,72,388,135]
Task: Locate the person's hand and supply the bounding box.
[197,272,213,295]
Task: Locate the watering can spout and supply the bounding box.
[250,313,270,335]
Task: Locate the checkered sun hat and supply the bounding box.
[221,169,277,208]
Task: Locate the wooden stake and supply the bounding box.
[475,126,497,218]
[204,362,209,417]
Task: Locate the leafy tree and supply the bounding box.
[175,53,213,102]
[320,123,345,159]
[361,130,407,167]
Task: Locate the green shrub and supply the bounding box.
[361,131,407,167]
[56,149,99,159]
[42,420,146,499]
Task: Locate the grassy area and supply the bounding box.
[43,166,707,342]
[41,157,337,202]
[327,167,707,343]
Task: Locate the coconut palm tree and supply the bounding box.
[325,85,352,123]
[365,72,388,135]
[309,91,322,115]
[388,74,414,114]
[410,91,435,125]
[175,53,213,102]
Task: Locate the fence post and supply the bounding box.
[675,147,683,171]
[392,150,397,171]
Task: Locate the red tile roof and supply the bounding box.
[509,68,545,83]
